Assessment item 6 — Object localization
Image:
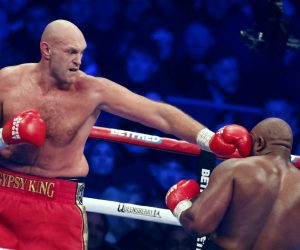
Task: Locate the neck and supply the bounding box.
[37,61,73,92]
[266,145,291,160]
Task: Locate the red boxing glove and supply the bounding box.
[0,110,46,148]
[196,125,252,158]
[291,155,300,169]
[165,179,200,219]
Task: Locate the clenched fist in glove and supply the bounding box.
[0,110,46,149]
[166,179,200,220]
[196,124,252,159]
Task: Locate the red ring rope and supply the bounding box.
[89,126,300,168]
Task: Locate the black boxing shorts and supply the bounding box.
[0,167,87,250]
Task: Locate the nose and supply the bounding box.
[73,54,82,67]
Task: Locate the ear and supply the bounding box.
[40,42,51,60]
[255,136,265,152]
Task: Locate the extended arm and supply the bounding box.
[98,78,252,158]
[99,78,203,143]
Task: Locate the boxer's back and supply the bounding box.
[214,156,300,250]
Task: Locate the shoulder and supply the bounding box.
[78,74,118,90]
[219,156,273,182]
[0,65,18,78]
[0,65,22,90]
[76,74,128,103]
[0,63,35,79]
[79,74,134,99]
[214,157,265,176]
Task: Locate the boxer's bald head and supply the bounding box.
[39,19,87,85]
[41,19,85,45]
[251,118,293,156]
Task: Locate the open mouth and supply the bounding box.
[69,68,78,72]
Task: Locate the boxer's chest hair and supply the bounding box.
[39,94,87,144]
[5,88,94,145]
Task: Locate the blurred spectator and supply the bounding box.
[92,0,121,32]
[0,10,23,67]
[85,141,121,198]
[122,0,152,28]
[204,51,240,105]
[262,98,300,154]
[125,40,159,92]
[162,226,196,250]
[182,22,215,62]
[0,0,29,31]
[100,181,146,244]
[9,5,53,62]
[87,212,117,250]
[149,24,180,93]
[202,0,233,23]
[59,0,93,29]
[114,37,174,96]
[173,22,215,97]
[139,200,169,246]
[151,26,175,62]
[81,41,101,76]
[148,158,198,201]
[90,0,124,76]
[0,10,10,43]
[117,228,160,250]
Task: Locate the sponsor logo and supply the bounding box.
[111,129,162,144]
[0,171,55,198]
[12,117,22,140]
[196,236,207,250]
[200,168,210,192]
[117,203,162,218]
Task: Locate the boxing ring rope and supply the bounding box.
[84,126,300,226]
[88,126,300,167]
[83,197,180,226]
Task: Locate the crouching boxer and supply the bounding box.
[166,118,300,250]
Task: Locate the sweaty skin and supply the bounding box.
[180,118,300,250]
[0,20,204,178]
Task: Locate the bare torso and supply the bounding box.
[213,156,300,250]
[0,63,102,177]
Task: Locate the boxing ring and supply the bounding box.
[83,126,300,249]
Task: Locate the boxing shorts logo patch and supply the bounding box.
[0,171,56,198]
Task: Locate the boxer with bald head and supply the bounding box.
[166,118,300,250]
[0,20,252,249]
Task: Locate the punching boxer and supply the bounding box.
[166,118,300,250]
[0,19,252,250]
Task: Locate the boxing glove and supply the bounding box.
[166,179,200,219]
[291,155,300,169]
[196,124,252,158]
[0,110,46,148]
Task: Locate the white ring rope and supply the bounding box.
[83,197,180,226]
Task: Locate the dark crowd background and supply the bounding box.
[1,0,300,249]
